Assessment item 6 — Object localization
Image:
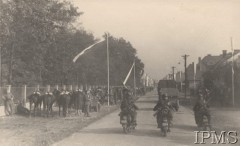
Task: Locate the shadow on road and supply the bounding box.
[135,100,157,104]
[139,95,158,99]
[168,134,195,145]
[80,127,160,138]
[174,124,196,131]
[138,107,153,111]
[164,124,197,145]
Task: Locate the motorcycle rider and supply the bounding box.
[153,93,173,130]
[193,90,211,128]
[119,87,138,126]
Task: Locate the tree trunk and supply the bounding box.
[8,45,14,85]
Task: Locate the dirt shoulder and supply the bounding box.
[179,96,240,136]
[0,105,119,146]
[211,107,240,134]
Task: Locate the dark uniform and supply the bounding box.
[120,88,138,125]
[84,90,92,117]
[2,92,14,116]
[193,93,211,127]
[153,94,173,128]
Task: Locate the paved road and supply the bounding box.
[53,91,230,146]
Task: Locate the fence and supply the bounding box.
[0,85,85,106]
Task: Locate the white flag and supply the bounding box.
[123,62,135,86]
[73,39,105,63]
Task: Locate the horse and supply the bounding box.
[53,90,72,117]
[70,90,85,115]
[28,93,43,117]
[60,93,71,117]
[51,89,60,105]
[52,89,63,116]
[42,93,55,117]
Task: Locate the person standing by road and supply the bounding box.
[84,89,92,117]
[2,86,14,116]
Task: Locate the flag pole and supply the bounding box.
[231,37,234,106]
[107,33,110,106]
[133,59,136,97]
[0,47,1,99]
[123,62,135,86]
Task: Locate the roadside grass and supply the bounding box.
[0,105,119,146]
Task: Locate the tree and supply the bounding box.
[0,0,145,88]
[0,0,82,85]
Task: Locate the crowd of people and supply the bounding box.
[2,83,210,131]
[1,85,152,117]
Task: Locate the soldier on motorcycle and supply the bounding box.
[119,88,138,126]
[153,93,173,130]
[193,90,211,128]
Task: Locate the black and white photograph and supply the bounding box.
[0,0,240,145]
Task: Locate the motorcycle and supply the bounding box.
[201,115,211,131]
[196,106,211,131]
[120,113,136,134]
[156,106,171,137]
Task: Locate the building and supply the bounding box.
[196,50,239,83]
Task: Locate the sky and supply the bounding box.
[69,0,240,80]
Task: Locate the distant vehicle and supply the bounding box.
[158,80,179,111]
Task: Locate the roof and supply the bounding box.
[211,50,240,71]
[201,55,222,66]
[225,50,240,62]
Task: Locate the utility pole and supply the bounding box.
[230,37,234,106]
[133,59,136,97]
[106,33,110,106]
[182,54,189,98]
[0,47,1,98]
[172,66,175,80]
[0,47,1,84]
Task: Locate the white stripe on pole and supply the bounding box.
[73,39,105,63]
[146,74,149,87]
[123,61,135,86]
